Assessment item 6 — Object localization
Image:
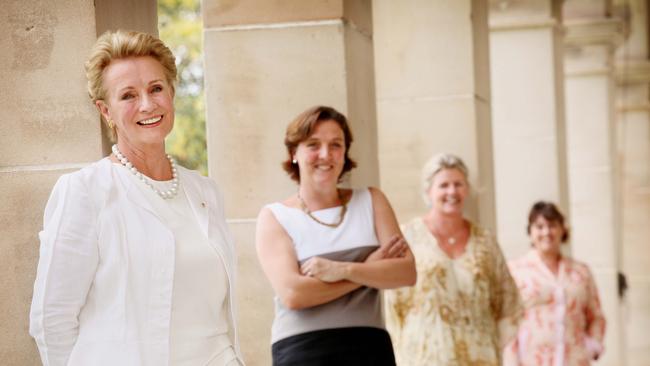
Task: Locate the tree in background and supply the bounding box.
[158,0,208,175]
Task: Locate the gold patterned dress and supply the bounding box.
[385,218,522,366]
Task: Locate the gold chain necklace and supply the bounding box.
[430,231,457,246]
[298,189,348,228]
[425,217,463,246]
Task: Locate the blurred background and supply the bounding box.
[159,0,208,175]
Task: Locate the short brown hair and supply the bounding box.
[85,30,177,141]
[527,201,570,242]
[282,106,357,182]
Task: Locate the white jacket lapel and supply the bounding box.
[180,169,209,239]
[111,163,166,223]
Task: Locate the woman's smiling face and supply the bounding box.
[96,56,174,148]
[529,215,564,256]
[427,168,468,216]
[293,119,346,186]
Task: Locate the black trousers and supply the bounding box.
[272,327,396,366]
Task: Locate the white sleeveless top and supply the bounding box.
[266,188,384,343]
[121,165,236,365]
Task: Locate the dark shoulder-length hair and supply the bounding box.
[282,106,357,182]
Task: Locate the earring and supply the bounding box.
[292,158,297,164]
[107,119,115,129]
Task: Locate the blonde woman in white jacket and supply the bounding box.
[29,30,243,366]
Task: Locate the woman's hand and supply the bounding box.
[300,257,348,282]
[257,207,363,309]
[300,236,409,283]
[365,234,409,262]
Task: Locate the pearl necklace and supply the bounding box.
[112,144,179,200]
[298,189,347,228]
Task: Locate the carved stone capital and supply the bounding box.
[615,60,650,85]
[564,18,624,47]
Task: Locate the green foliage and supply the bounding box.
[158,0,208,175]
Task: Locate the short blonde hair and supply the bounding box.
[85,30,177,141]
[421,153,469,205]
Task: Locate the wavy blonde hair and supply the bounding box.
[421,153,469,205]
[84,30,177,141]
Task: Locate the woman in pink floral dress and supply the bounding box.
[505,202,606,365]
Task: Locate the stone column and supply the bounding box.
[0,1,157,363]
[613,0,650,364]
[373,0,497,231]
[615,62,650,366]
[563,1,624,364]
[201,1,377,363]
[488,0,570,259]
[0,2,99,364]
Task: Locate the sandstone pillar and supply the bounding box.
[489,0,570,258]
[201,1,377,363]
[374,0,496,231]
[563,1,624,363]
[613,0,650,364]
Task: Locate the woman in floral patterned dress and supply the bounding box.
[385,153,522,365]
[504,201,606,365]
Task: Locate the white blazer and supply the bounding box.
[29,158,243,366]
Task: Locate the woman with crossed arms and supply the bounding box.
[256,105,416,365]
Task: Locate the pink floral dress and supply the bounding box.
[505,250,606,366]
